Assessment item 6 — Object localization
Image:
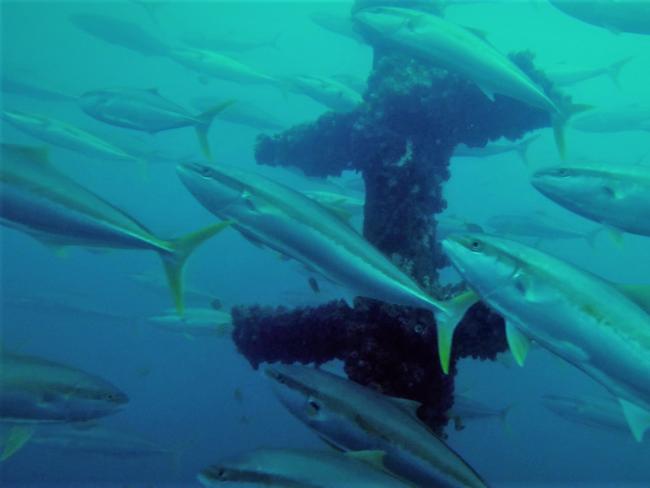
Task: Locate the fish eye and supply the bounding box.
[216,468,226,479]
[555,169,569,177]
[469,240,483,252]
[198,166,214,179]
[602,186,616,198]
[307,400,321,415]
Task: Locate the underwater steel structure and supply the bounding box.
[232,2,573,433]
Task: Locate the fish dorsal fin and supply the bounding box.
[618,398,650,442]
[318,435,345,452]
[28,232,69,257]
[477,83,496,102]
[506,320,531,367]
[346,450,386,469]
[319,202,353,223]
[613,284,650,315]
[70,420,99,431]
[605,225,624,245]
[463,25,490,42]
[389,396,422,417]
[238,228,266,249]
[2,143,50,164]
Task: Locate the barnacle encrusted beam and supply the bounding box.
[232,298,506,434]
[238,8,567,432]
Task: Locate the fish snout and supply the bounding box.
[107,389,130,406]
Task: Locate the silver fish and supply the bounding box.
[570,104,650,133]
[443,233,650,442]
[542,394,633,435]
[176,162,477,373]
[548,1,650,35]
[286,75,363,112]
[167,47,280,87]
[199,448,415,487]
[1,423,176,462]
[147,308,233,338]
[266,364,488,488]
[0,351,127,424]
[0,144,230,314]
[2,76,74,103]
[546,57,633,87]
[69,13,169,56]
[453,134,540,164]
[486,212,601,247]
[2,109,141,164]
[354,6,587,157]
[79,87,232,158]
[531,163,650,237]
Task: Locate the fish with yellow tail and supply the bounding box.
[0,144,230,314]
[199,448,416,488]
[442,233,650,442]
[353,6,590,158]
[531,162,650,238]
[266,364,489,488]
[177,162,477,374]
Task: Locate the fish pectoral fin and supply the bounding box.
[613,284,650,315]
[476,83,496,102]
[1,426,36,462]
[319,202,353,223]
[605,226,624,245]
[238,228,267,249]
[318,435,345,452]
[505,320,531,367]
[463,25,490,43]
[388,396,422,418]
[70,420,99,431]
[345,450,387,469]
[32,234,69,258]
[618,398,650,442]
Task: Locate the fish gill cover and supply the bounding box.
[1,0,650,487]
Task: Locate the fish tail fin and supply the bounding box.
[1,426,35,462]
[515,133,541,166]
[607,56,633,88]
[500,403,517,438]
[160,221,231,315]
[552,103,594,160]
[194,100,236,160]
[434,290,479,375]
[168,437,196,475]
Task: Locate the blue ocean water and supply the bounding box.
[1,1,650,487]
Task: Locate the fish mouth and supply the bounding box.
[441,234,478,275]
[177,161,212,177]
[111,391,130,406]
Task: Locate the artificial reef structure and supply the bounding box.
[231,2,570,434]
